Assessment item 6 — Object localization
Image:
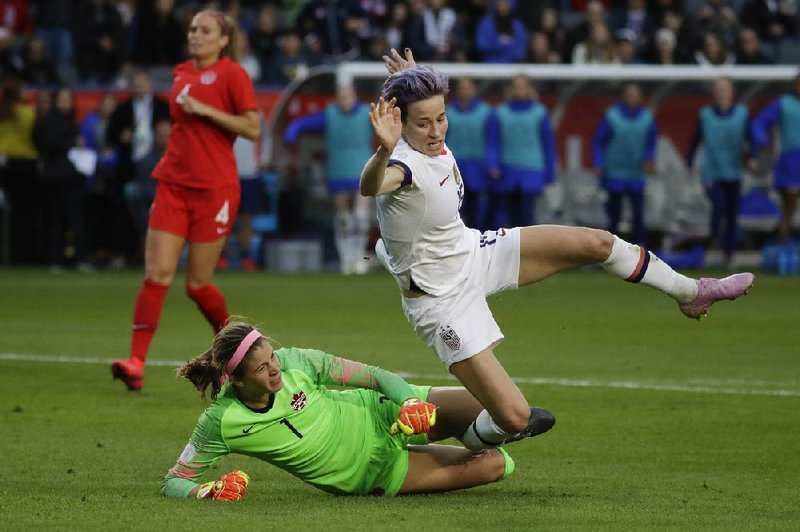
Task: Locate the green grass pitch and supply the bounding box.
[0,268,798,530]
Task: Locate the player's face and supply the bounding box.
[337,84,357,111]
[712,79,734,108]
[623,84,642,108]
[131,72,151,98]
[237,342,282,394]
[188,13,229,61]
[510,76,532,100]
[403,95,448,157]
[456,79,476,102]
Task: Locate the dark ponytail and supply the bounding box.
[177,319,264,400]
[177,348,224,399]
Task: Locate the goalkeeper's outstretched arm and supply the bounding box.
[285,348,424,405]
[161,416,238,499]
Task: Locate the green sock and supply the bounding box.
[497,447,515,480]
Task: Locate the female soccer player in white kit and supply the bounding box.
[360,49,755,450]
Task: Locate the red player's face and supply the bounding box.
[403,95,448,157]
[187,13,229,62]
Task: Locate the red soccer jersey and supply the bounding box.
[154,57,258,189]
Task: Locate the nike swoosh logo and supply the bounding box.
[439,175,450,186]
[216,227,227,235]
[243,423,257,434]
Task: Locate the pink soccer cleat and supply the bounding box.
[111,359,144,391]
[679,272,755,320]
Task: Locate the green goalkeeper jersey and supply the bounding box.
[162,347,426,497]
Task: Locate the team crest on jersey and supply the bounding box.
[438,325,461,351]
[200,71,217,85]
[290,391,307,411]
[452,164,462,185]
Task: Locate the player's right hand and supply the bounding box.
[369,97,402,152]
[392,398,437,436]
[196,470,250,501]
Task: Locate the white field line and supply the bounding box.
[2,352,799,398]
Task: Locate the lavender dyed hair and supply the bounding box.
[380,65,450,122]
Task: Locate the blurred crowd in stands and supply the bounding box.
[0,0,798,272]
[0,0,798,90]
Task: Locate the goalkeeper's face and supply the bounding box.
[403,95,448,157]
[236,343,283,394]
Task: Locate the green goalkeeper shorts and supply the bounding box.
[364,384,431,497]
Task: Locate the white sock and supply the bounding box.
[461,410,516,451]
[602,235,698,303]
[334,213,351,274]
[352,208,369,259]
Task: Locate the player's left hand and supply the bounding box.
[181,95,210,117]
[196,470,250,501]
[382,48,416,74]
[391,398,437,436]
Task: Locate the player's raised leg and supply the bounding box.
[399,445,514,494]
[517,225,754,319]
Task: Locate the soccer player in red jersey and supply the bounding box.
[111,10,261,391]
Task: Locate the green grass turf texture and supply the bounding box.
[0,268,798,531]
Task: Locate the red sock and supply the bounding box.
[130,279,169,366]
[186,284,230,333]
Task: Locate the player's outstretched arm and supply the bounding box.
[289,348,424,405]
[161,423,231,499]
[163,467,250,501]
[360,97,405,196]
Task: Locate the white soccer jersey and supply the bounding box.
[375,139,477,296]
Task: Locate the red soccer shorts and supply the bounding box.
[149,181,241,242]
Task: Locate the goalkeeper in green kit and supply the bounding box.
[162,320,552,500]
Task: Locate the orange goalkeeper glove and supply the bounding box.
[196,470,250,501]
[391,398,437,436]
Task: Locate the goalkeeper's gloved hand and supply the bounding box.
[391,398,437,436]
[196,470,250,501]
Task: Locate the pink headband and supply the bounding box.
[205,11,230,36]
[226,330,263,375]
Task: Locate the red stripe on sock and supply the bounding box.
[625,246,646,282]
[186,284,230,333]
[130,279,169,366]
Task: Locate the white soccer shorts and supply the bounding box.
[401,227,520,368]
